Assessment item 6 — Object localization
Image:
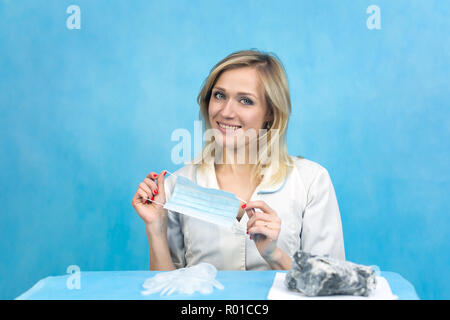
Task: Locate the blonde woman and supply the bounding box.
[131,49,345,271]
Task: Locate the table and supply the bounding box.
[16,270,419,300]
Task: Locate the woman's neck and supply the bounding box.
[214,145,256,176]
[214,162,255,177]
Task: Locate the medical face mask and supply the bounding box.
[151,171,247,229]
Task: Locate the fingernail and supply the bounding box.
[151,196,154,201]
[154,189,158,195]
[153,173,157,178]
[164,171,167,176]
[145,200,150,204]
[246,230,248,234]
[241,204,246,209]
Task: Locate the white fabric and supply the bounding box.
[164,155,345,270]
[267,272,398,300]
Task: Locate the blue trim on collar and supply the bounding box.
[257,174,288,194]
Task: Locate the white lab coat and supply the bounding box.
[163,155,345,270]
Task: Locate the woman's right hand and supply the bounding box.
[131,170,168,226]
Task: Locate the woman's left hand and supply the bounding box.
[244,200,281,261]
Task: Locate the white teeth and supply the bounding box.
[218,122,241,130]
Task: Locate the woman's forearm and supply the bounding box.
[264,247,292,270]
[146,223,176,271]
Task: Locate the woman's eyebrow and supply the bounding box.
[213,86,257,99]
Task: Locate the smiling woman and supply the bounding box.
[131,49,345,271]
[208,68,271,155]
[195,50,293,189]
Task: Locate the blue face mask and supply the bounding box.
[151,171,246,229]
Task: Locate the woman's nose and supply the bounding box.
[220,99,237,117]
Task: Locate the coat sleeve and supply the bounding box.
[164,175,186,268]
[167,211,186,268]
[300,166,346,260]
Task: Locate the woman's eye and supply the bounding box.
[241,97,253,105]
[214,92,225,99]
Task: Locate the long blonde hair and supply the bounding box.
[193,49,296,187]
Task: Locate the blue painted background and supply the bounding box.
[0,0,448,300]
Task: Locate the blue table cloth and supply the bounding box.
[16,270,419,300]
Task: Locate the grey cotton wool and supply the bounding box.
[285,251,377,296]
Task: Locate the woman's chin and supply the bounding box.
[222,139,250,153]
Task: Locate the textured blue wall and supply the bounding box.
[0,0,448,299]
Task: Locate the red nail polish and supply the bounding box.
[164,171,167,176]
[242,204,246,209]
[151,196,154,201]
[153,173,157,178]
[246,230,248,234]
[154,189,158,195]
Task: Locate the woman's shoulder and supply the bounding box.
[290,155,328,171]
[289,155,331,186]
[173,162,197,176]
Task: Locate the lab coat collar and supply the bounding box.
[194,158,288,195]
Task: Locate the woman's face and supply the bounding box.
[208,67,272,150]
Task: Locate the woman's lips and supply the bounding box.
[216,121,241,134]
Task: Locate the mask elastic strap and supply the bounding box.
[146,170,248,206]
